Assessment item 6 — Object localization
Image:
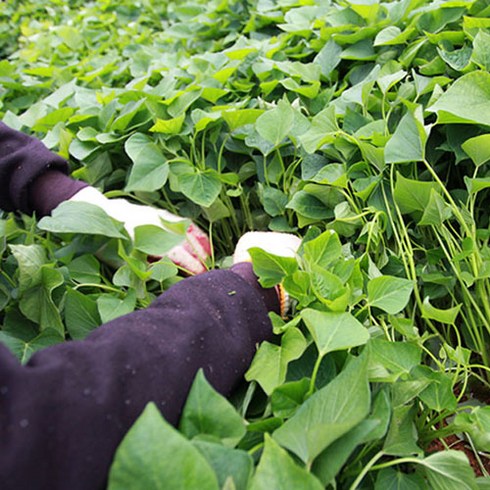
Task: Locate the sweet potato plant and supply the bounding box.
[1,0,490,487]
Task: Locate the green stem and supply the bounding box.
[160,187,179,215]
[308,354,324,396]
[0,269,16,287]
[248,442,264,457]
[370,456,420,473]
[386,165,440,337]
[217,134,230,174]
[208,222,216,269]
[422,159,472,234]
[73,283,122,294]
[348,451,385,490]
[466,433,490,477]
[239,190,254,231]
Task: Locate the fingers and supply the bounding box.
[149,223,211,275]
[186,223,212,260]
[167,246,208,275]
[69,189,212,274]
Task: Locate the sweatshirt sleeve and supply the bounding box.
[0,269,274,490]
[0,122,69,213]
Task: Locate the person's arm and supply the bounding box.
[0,267,278,490]
[0,122,211,273]
[0,122,87,214]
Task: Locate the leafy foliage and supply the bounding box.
[2,0,490,487]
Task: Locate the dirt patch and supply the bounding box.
[427,434,490,477]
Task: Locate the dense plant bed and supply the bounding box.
[1,0,490,487]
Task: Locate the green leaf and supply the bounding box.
[66,255,101,284]
[421,297,461,324]
[472,30,490,71]
[286,191,332,220]
[178,171,222,207]
[477,476,490,489]
[301,309,369,357]
[167,89,203,117]
[394,173,439,214]
[19,266,64,333]
[418,451,478,490]
[192,109,222,132]
[299,106,338,154]
[271,378,310,418]
[391,379,432,408]
[97,291,136,324]
[418,190,452,226]
[303,230,342,269]
[32,107,75,132]
[428,71,490,126]
[413,366,458,411]
[250,435,323,490]
[314,39,342,78]
[283,271,313,308]
[57,25,83,50]
[43,80,76,108]
[149,258,178,282]
[461,134,490,167]
[367,339,422,383]
[0,328,64,364]
[108,403,219,490]
[133,225,185,256]
[258,184,288,217]
[69,138,99,161]
[375,468,425,489]
[179,370,246,447]
[377,70,407,95]
[244,131,275,155]
[464,176,490,195]
[311,163,347,188]
[193,441,253,490]
[124,133,169,192]
[309,266,350,311]
[150,114,185,134]
[437,45,472,71]
[249,248,298,288]
[203,198,232,222]
[383,405,422,456]
[255,99,295,146]
[313,388,391,485]
[385,109,428,164]
[9,244,47,292]
[245,328,307,395]
[454,406,490,452]
[65,288,101,340]
[223,109,263,130]
[38,201,126,239]
[374,26,412,46]
[367,276,414,314]
[273,354,370,464]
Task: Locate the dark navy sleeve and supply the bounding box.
[0,122,69,213]
[0,269,274,490]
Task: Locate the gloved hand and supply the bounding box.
[232,231,301,317]
[70,187,211,274]
[233,231,301,264]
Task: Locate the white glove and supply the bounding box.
[233,231,301,318]
[233,231,301,264]
[70,187,211,274]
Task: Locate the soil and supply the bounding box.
[427,435,490,476]
[427,434,490,477]
[426,381,490,477]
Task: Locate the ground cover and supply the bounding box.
[1,0,490,487]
